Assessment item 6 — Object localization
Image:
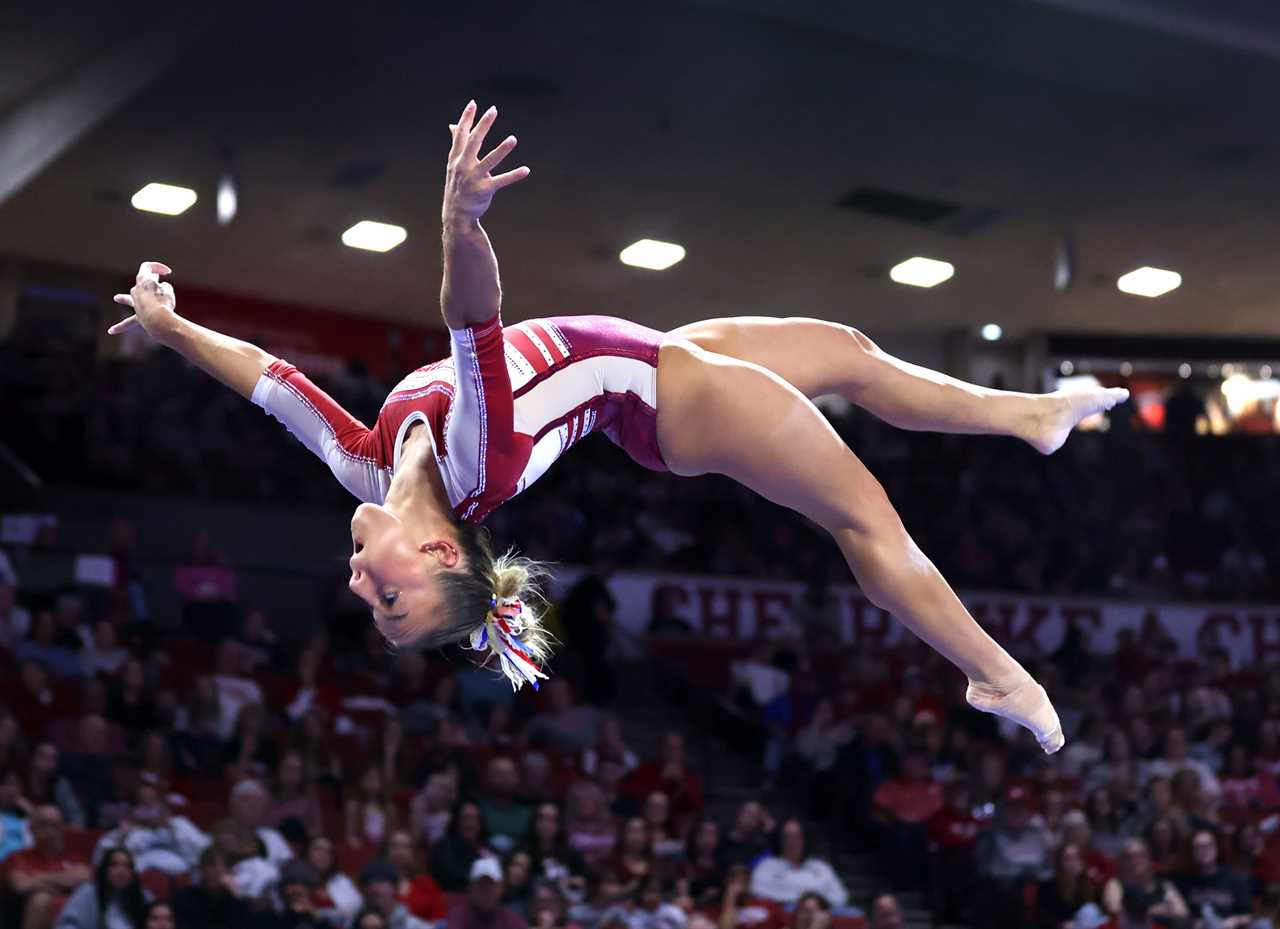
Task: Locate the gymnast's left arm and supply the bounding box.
[439,100,529,331]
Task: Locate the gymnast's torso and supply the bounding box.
[250,313,668,522]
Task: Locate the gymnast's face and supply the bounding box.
[349,502,455,643]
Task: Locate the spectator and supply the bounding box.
[523,681,601,755]
[1101,838,1189,929]
[564,782,617,874]
[643,793,685,867]
[722,802,776,869]
[926,778,980,923]
[359,859,436,929]
[503,850,535,915]
[713,864,785,929]
[252,859,330,929]
[973,788,1053,929]
[16,612,82,679]
[681,817,728,907]
[748,819,848,908]
[447,856,528,929]
[104,661,158,738]
[1175,829,1252,925]
[409,770,457,847]
[866,894,904,929]
[789,892,831,929]
[172,847,254,929]
[871,749,943,888]
[1035,843,1101,929]
[1144,817,1182,876]
[730,644,790,717]
[53,848,148,929]
[267,751,322,838]
[792,699,854,788]
[0,561,33,649]
[522,802,586,883]
[384,828,447,922]
[346,763,396,850]
[303,836,361,919]
[93,779,208,875]
[1,769,32,862]
[223,703,277,783]
[611,817,655,893]
[528,880,581,929]
[212,640,264,741]
[139,903,174,929]
[581,717,639,778]
[430,801,490,892]
[476,757,533,855]
[23,744,86,828]
[235,609,283,673]
[558,558,618,706]
[5,805,92,929]
[80,623,129,680]
[623,734,704,820]
[1142,727,1221,803]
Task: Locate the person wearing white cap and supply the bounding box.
[447,856,528,929]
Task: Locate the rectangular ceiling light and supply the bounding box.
[342,220,407,253]
[889,256,954,288]
[1117,266,1181,297]
[619,239,685,270]
[131,183,197,216]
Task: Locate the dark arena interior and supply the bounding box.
[5,2,1280,929]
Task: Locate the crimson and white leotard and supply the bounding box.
[250,314,668,522]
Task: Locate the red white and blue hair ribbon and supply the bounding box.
[467,596,549,691]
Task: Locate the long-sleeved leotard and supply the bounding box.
[250,314,667,522]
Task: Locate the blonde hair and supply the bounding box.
[416,523,556,690]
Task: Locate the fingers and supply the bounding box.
[134,261,172,284]
[114,294,136,307]
[107,315,139,336]
[456,99,477,142]
[476,135,518,174]
[463,106,498,161]
[489,166,531,190]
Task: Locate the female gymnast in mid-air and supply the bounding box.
[110,101,1127,752]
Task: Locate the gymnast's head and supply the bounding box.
[347,501,552,689]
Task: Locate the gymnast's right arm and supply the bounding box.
[108,260,274,401]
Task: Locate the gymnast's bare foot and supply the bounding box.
[1028,387,1130,455]
[966,674,1065,754]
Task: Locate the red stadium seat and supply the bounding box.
[140,869,172,901]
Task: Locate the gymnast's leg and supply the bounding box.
[671,317,1127,454]
[654,340,1064,752]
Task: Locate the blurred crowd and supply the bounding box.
[3,333,1280,601]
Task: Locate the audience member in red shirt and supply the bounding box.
[622,733,704,819]
[926,778,981,922]
[872,750,944,891]
[386,828,448,920]
[3,805,91,929]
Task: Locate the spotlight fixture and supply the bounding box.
[341,221,407,253]
[217,173,238,226]
[1117,266,1181,298]
[889,257,954,288]
[1060,361,1074,376]
[619,239,685,271]
[1120,362,1133,377]
[1178,364,1192,379]
[131,183,197,216]
[980,323,1003,342]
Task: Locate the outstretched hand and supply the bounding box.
[443,100,529,224]
[108,261,179,341]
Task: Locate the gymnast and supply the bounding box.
[108,101,1127,752]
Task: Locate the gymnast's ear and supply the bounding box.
[419,539,460,568]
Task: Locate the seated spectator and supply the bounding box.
[792,699,854,785]
[267,751,322,839]
[1144,816,1183,876]
[748,819,848,908]
[722,802,776,869]
[1035,843,1101,929]
[522,802,587,884]
[518,752,556,807]
[346,763,396,850]
[681,817,728,907]
[5,805,92,929]
[643,792,685,868]
[104,661,158,738]
[523,681,601,755]
[1142,727,1221,804]
[871,749,943,889]
[447,857,527,929]
[409,770,457,847]
[866,894,903,929]
[173,677,224,774]
[251,859,331,929]
[1101,838,1189,929]
[430,801,491,892]
[528,880,581,929]
[1,705,28,772]
[1174,829,1252,925]
[581,717,639,778]
[93,779,208,875]
[235,609,283,673]
[611,817,655,894]
[564,782,618,874]
[140,903,174,929]
[789,892,831,929]
[303,836,361,919]
[730,643,790,716]
[11,661,69,744]
[16,612,83,680]
[384,829,447,922]
[1218,743,1280,826]
[223,703,278,784]
[23,743,86,828]
[604,875,687,929]
[172,847,254,929]
[973,787,1052,929]
[477,757,533,856]
[623,734,704,821]
[503,850,535,915]
[1083,788,1126,860]
[712,864,786,929]
[362,859,436,929]
[925,778,980,923]
[53,847,148,929]
[1,770,32,862]
[209,779,293,898]
[212,640,264,741]
[80,622,129,680]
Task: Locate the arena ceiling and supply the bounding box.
[4,0,1280,345]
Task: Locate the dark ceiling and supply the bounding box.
[4,0,1280,345]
